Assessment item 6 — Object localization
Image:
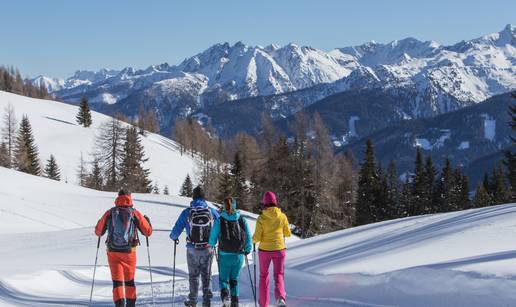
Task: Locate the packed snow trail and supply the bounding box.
[2,168,516,306]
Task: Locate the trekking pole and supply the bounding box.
[245,255,257,307]
[172,240,178,307]
[146,236,155,307]
[89,236,101,306]
[253,244,257,307]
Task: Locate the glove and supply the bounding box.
[245,250,251,255]
[144,215,152,227]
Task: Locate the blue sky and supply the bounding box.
[1,0,514,78]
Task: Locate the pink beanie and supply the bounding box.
[262,191,277,206]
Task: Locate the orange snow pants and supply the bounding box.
[107,251,137,306]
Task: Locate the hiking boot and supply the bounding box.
[277,297,287,307]
[184,300,197,307]
[230,296,239,307]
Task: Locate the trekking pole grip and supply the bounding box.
[96,236,101,248]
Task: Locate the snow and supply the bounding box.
[458,141,470,150]
[2,166,516,306]
[414,138,432,150]
[414,130,451,150]
[481,114,496,141]
[0,91,195,192]
[348,116,359,137]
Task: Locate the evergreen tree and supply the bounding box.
[491,164,508,204]
[86,157,104,190]
[76,97,92,127]
[386,160,400,219]
[231,152,249,210]
[0,142,8,167]
[424,156,437,213]
[14,115,41,175]
[180,174,193,197]
[473,184,492,208]
[504,151,516,202]
[153,183,160,194]
[398,178,412,218]
[435,159,455,212]
[355,139,379,226]
[217,166,233,202]
[375,166,391,221]
[453,169,470,209]
[410,147,426,215]
[44,154,61,181]
[119,126,152,193]
[163,185,170,195]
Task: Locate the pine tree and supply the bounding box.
[386,160,400,219]
[355,139,379,226]
[180,174,193,197]
[491,164,508,204]
[14,115,41,175]
[44,154,61,181]
[76,97,92,127]
[453,169,470,209]
[217,166,233,202]
[473,184,492,208]
[231,152,249,210]
[435,159,455,212]
[0,142,8,167]
[410,147,426,215]
[424,156,437,213]
[163,185,170,195]
[86,157,104,190]
[119,126,152,193]
[153,183,160,194]
[398,178,412,218]
[504,151,516,202]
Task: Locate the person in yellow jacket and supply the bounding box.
[253,191,291,307]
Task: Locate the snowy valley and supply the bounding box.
[0,91,515,306]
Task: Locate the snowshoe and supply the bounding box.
[230,296,239,307]
[277,297,287,307]
[184,300,197,307]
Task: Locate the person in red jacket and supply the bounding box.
[95,189,153,307]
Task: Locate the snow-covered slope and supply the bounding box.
[1,166,516,306]
[0,91,195,192]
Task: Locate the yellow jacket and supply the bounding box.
[252,207,291,251]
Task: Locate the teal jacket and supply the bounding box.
[209,210,253,256]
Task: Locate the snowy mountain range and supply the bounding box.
[34,24,516,133]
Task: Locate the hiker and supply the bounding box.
[209,198,253,307]
[253,191,292,307]
[94,189,153,307]
[170,186,220,307]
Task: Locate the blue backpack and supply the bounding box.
[107,207,139,252]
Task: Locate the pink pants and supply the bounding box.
[258,249,286,307]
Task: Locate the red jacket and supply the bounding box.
[95,194,153,240]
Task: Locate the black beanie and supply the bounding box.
[192,186,205,200]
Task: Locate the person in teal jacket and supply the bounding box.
[209,198,253,307]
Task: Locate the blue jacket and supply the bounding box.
[170,198,220,248]
[209,210,253,256]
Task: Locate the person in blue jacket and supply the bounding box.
[209,197,252,307]
[170,186,220,307]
